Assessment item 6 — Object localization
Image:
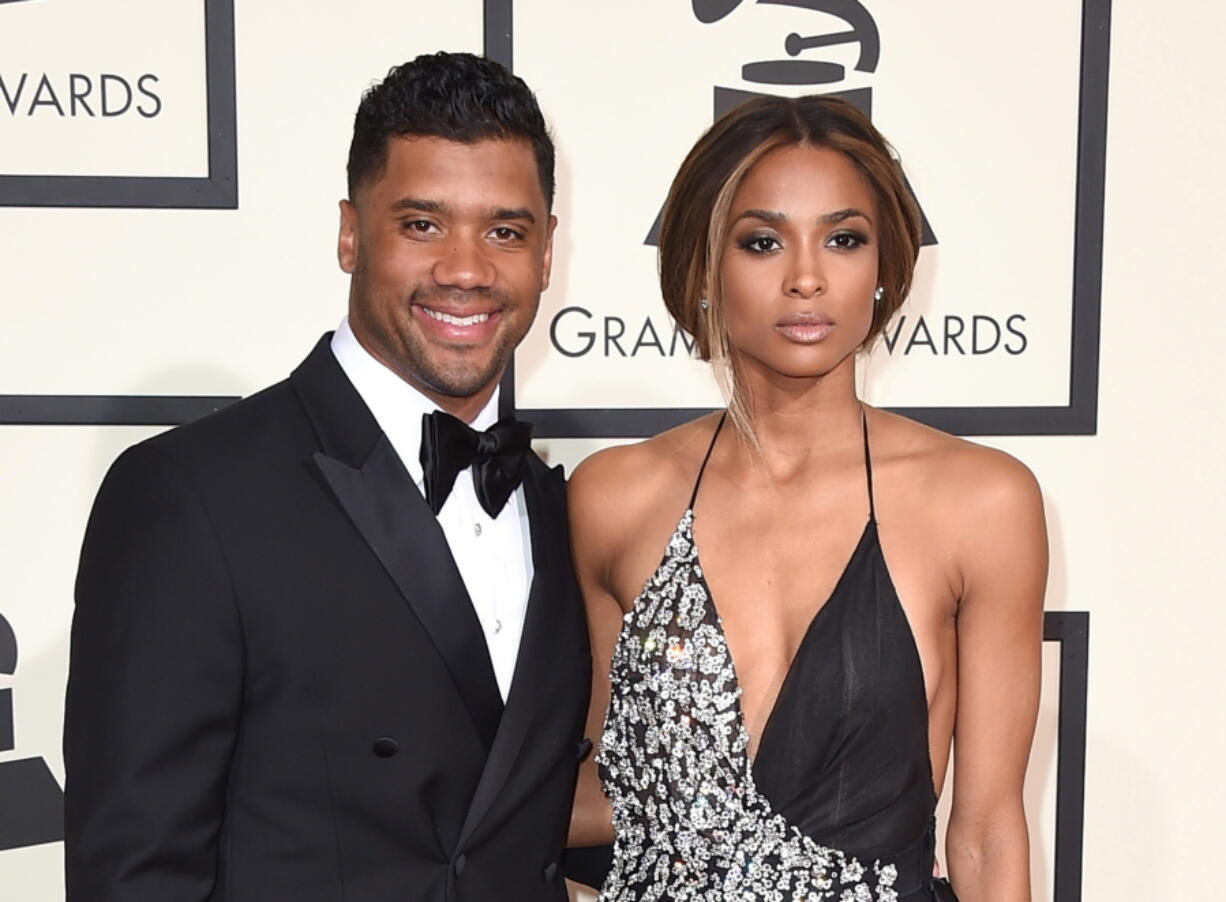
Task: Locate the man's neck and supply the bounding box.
[347,322,501,425]
[420,381,499,425]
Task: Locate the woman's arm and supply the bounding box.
[946,452,1048,902]
[565,450,630,850]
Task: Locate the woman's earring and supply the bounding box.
[699,298,710,311]
[873,286,885,305]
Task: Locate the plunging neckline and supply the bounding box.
[608,408,931,774]
[688,508,877,769]
[597,412,941,900]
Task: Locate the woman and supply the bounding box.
[567,95,1046,902]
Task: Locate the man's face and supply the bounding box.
[339,135,555,413]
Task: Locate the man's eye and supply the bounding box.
[405,219,434,233]
[491,226,523,241]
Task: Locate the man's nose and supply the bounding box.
[432,232,496,290]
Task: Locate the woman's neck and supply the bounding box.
[733,356,865,481]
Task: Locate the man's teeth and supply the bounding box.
[422,308,491,327]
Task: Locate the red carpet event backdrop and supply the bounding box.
[2,1,1223,899]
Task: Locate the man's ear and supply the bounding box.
[540,213,558,291]
[338,199,359,274]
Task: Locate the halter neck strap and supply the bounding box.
[862,408,876,521]
[688,412,728,510]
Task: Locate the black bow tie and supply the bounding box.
[419,410,533,518]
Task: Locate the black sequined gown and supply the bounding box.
[596,414,955,901]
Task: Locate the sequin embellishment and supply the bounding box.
[597,510,899,901]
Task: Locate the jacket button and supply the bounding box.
[542,861,558,882]
[372,736,399,758]
[577,737,593,761]
[454,853,467,876]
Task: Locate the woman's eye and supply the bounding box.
[740,235,780,254]
[828,231,867,250]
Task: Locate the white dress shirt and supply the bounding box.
[330,318,533,701]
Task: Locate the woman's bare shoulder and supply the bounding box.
[568,413,724,541]
[868,407,1042,517]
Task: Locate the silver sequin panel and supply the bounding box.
[597,510,899,902]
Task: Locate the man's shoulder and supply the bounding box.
[524,447,568,517]
[119,377,313,494]
[149,378,301,454]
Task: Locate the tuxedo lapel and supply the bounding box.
[312,442,503,750]
[292,336,503,752]
[456,457,566,848]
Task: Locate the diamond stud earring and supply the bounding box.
[699,298,710,310]
[873,286,885,304]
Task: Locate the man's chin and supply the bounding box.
[395,327,517,400]
[414,360,506,401]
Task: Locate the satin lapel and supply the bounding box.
[312,436,504,752]
[456,459,565,847]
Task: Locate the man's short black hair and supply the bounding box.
[347,51,555,209]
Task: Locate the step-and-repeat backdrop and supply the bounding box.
[2,1,1223,899]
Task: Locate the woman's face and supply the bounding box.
[719,143,879,385]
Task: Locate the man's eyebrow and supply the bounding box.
[490,207,536,224]
[386,199,536,225]
[390,197,448,214]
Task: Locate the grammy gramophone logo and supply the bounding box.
[0,612,64,852]
[646,0,936,247]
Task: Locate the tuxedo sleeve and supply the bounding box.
[64,441,243,902]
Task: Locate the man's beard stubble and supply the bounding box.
[401,291,516,399]
[351,266,525,400]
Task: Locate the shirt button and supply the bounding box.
[474,522,482,537]
[371,736,399,758]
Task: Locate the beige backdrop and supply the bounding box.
[1,1,1224,899]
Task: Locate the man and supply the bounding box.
[64,52,590,902]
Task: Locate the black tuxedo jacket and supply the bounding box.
[64,336,591,902]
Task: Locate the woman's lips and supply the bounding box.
[775,315,833,343]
